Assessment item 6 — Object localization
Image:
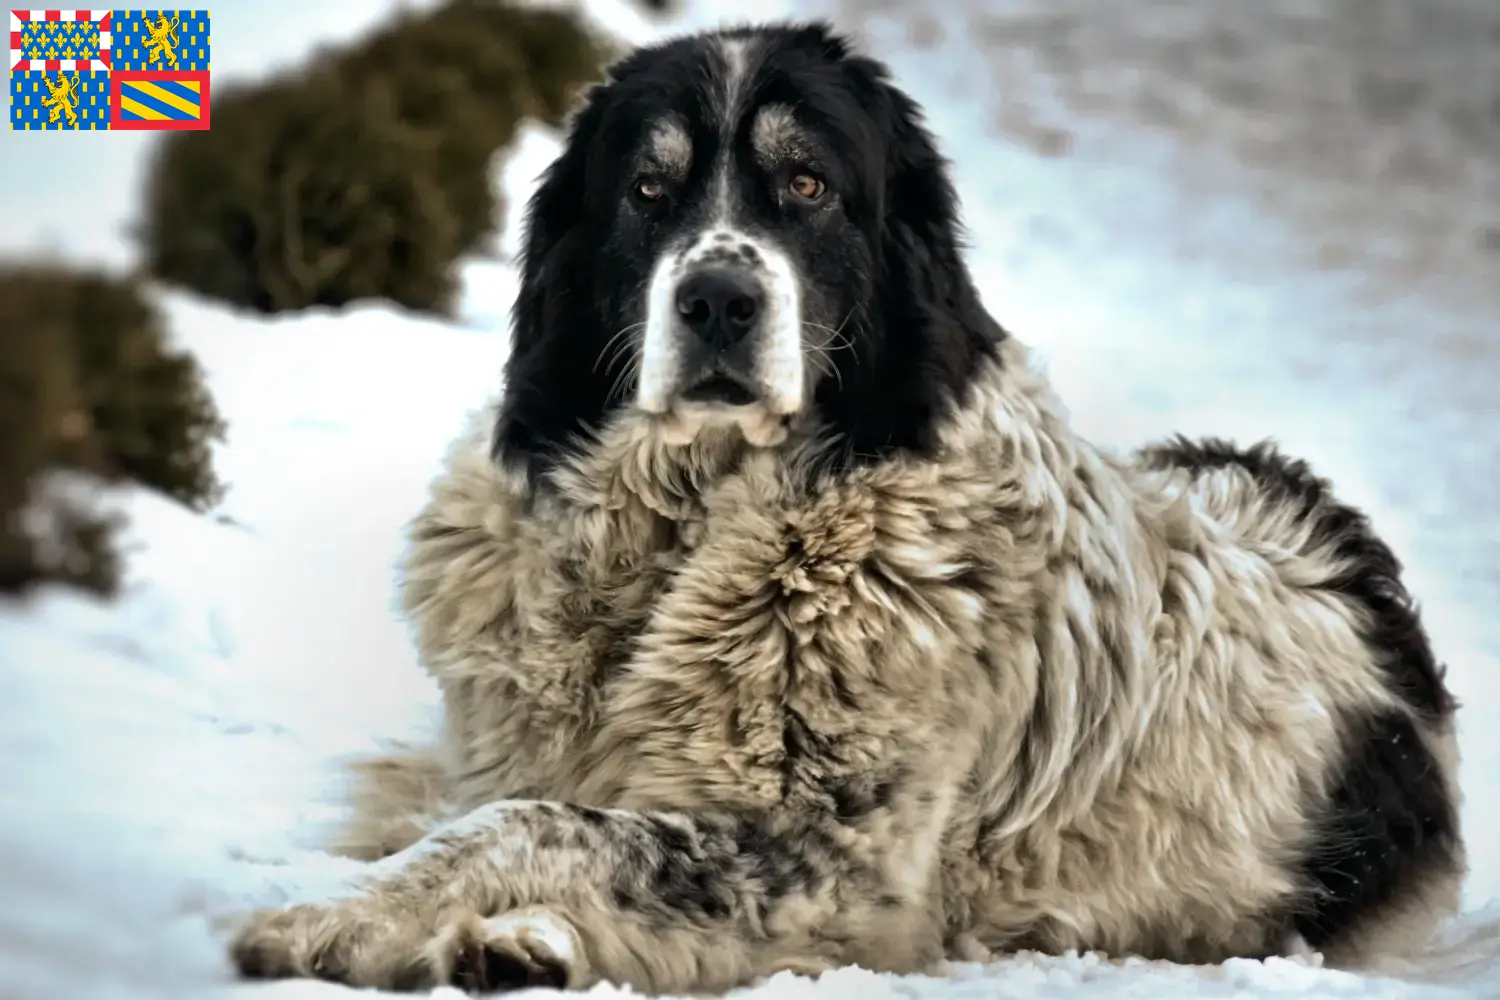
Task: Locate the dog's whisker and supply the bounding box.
[802,343,843,391]
[803,315,857,355]
[608,352,643,403]
[802,316,856,391]
[830,312,857,352]
[593,323,647,374]
[603,338,638,377]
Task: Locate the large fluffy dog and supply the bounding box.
[229,21,1464,994]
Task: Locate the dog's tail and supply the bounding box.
[325,741,454,861]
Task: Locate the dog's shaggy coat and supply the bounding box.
[229,21,1464,995]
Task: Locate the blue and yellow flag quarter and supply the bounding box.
[109,10,211,72]
[109,69,210,130]
[118,75,201,121]
[9,70,113,131]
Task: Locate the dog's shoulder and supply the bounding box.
[401,402,525,670]
[397,408,698,803]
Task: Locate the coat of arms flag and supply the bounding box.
[9,9,210,130]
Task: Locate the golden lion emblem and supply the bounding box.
[144,12,180,68]
[41,70,81,128]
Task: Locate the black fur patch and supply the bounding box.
[492,21,1005,480]
[608,814,831,929]
[1291,710,1460,946]
[1141,435,1461,948]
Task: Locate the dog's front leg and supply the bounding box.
[230,801,593,992]
[230,798,931,994]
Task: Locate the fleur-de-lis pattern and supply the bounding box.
[10,10,112,78]
[19,18,103,63]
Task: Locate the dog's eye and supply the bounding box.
[788,172,826,203]
[634,177,665,202]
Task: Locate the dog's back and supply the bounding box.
[1138,436,1464,963]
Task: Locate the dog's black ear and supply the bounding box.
[492,85,615,472]
[818,52,1004,464]
[874,74,1001,351]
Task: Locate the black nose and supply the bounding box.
[674,268,762,348]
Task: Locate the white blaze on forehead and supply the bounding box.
[708,34,757,223]
[714,36,754,118]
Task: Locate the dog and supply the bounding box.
[228,20,1465,994]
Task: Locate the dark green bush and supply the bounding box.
[0,282,116,595]
[140,0,609,316]
[336,1,611,256]
[141,70,470,314]
[0,264,225,520]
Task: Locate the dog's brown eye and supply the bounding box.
[635,178,665,201]
[788,173,825,202]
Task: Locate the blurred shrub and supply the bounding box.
[0,264,225,597]
[140,0,610,316]
[141,70,469,315]
[0,309,118,596]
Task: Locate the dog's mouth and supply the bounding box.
[679,373,760,407]
[655,369,790,448]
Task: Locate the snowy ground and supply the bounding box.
[3,0,1500,997]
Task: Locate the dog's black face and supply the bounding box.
[496,22,1005,476]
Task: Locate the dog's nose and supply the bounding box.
[675,268,762,348]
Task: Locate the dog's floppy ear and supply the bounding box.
[818,48,1004,463]
[873,72,1000,350]
[492,85,614,471]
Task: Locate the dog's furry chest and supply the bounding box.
[434,456,999,825]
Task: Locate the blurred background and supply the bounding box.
[1,1,1497,994]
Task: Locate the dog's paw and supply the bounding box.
[230,900,408,987]
[230,901,590,993]
[439,908,590,992]
[230,903,344,984]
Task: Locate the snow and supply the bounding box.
[3,0,1500,997]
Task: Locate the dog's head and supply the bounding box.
[495,22,1004,477]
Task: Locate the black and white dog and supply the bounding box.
[229,21,1464,994]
